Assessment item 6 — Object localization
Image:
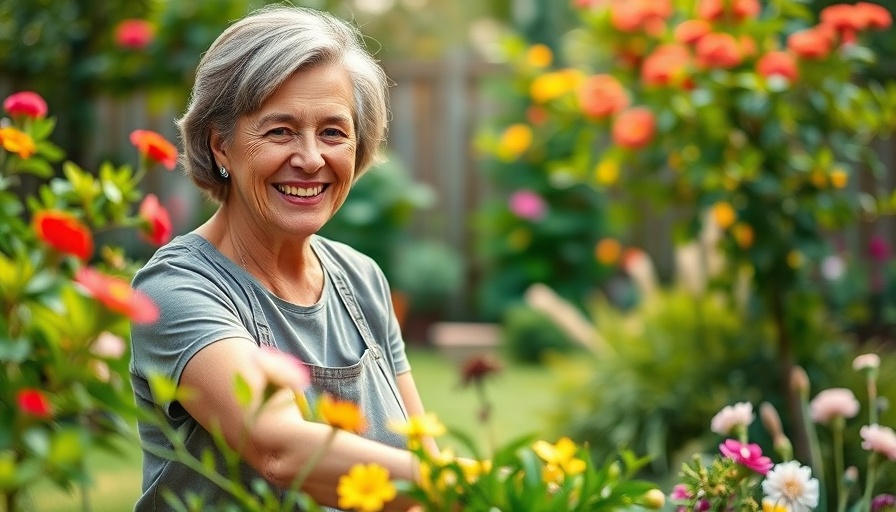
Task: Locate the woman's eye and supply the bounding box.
[267,128,290,137]
[321,128,345,138]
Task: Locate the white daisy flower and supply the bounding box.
[761,461,819,512]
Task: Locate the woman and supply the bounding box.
[130,5,429,510]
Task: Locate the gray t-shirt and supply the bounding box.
[129,233,410,510]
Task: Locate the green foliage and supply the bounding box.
[0,92,170,509]
[548,288,779,476]
[391,240,464,313]
[501,304,580,364]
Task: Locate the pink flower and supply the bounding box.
[3,91,48,119]
[719,439,774,474]
[670,484,692,500]
[91,331,127,359]
[114,19,155,49]
[710,402,754,435]
[810,388,860,424]
[254,346,310,393]
[868,236,890,262]
[508,190,547,221]
[138,194,173,246]
[853,353,881,371]
[860,424,896,460]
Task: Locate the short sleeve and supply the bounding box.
[129,252,256,400]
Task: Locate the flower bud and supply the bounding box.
[760,402,784,438]
[844,466,859,487]
[790,366,810,399]
[773,434,793,462]
[642,488,666,509]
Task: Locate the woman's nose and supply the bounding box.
[289,136,325,173]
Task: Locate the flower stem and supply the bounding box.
[833,417,846,512]
[860,453,878,512]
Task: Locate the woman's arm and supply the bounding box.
[179,337,419,511]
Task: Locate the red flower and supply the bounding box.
[787,28,834,59]
[578,74,630,118]
[3,91,48,119]
[75,267,159,324]
[609,0,672,35]
[695,33,743,69]
[757,51,799,83]
[130,129,178,170]
[612,107,656,149]
[697,0,760,22]
[460,354,503,388]
[114,19,155,49]
[641,44,691,88]
[33,210,94,261]
[17,389,52,418]
[856,2,892,30]
[138,194,173,246]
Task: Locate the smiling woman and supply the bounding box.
[128,5,436,511]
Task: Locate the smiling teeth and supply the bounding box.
[277,184,324,197]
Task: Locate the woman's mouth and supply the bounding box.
[275,184,327,198]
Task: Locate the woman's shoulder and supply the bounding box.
[133,233,229,286]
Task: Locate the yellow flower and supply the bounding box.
[532,436,586,483]
[337,463,397,512]
[530,69,582,103]
[318,394,367,434]
[711,201,736,229]
[0,127,36,158]
[526,43,553,68]
[497,123,533,161]
[762,499,790,512]
[594,158,620,186]
[786,250,803,269]
[830,168,848,189]
[457,457,492,484]
[389,412,445,448]
[595,238,622,265]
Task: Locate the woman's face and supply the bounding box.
[213,62,357,240]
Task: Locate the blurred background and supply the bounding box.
[3,0,896,509]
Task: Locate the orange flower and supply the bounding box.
[820,4,864,43]
[641,44,691,88]
[609,0,672,35]
[75,266,160,324]
[526,105,549,125]
[830,168,849,188]
[612,107,656,149]
[115,19,155,50]
[697,0,760,22]
[0,127,37,158]
[696,33,743,69]
[138,194,173,246]
[578,74,629,118]
[757,51,799,83]
[733,222,755,249]
[130,129,178,170]
[526,44,553,68]
[711,201,737,229]
[787,28,833,59]
[674,19,712,45]
[318,394,367,433]
[17,389,53,419]
[33,210,94,261]
[595,238,623,265]
[3,91,48,119]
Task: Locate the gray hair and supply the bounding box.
[177,4,390,203]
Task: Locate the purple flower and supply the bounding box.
[508,189,547,221]
[670,484,692,501]
[719,439,774,474]
[873,494,896,512]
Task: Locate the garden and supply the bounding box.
[2,0,896,511]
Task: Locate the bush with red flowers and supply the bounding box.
[0,90,174,509]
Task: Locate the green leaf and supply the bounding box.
[102,178,123,204]
[48,429,85,467]
[233,373,253,409]
[148,372,179,405]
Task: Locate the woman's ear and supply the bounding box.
[209,129,229,169]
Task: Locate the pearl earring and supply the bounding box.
[219,166,229,179]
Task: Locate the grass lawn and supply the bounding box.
[31,347,560,511]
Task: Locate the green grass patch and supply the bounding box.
[30,347,558,510]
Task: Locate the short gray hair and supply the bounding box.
[177,4,390,203]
